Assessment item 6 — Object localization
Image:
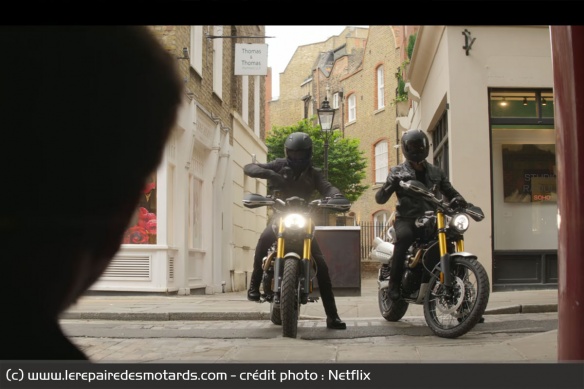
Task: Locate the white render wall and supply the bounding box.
[91,96,263,295]
[232,111,269,292]
[408,26,554,289]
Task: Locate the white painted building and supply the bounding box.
[89,25,269,295]
[402,26,556,291]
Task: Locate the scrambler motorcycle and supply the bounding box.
[370,180,489,338]
[243,193,351,338]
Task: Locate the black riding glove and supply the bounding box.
[451,195,468,208]
[383,171,413,193]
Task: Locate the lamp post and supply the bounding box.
[317,96,336,181]
[317,96,336,225]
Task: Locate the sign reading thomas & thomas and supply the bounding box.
[235,43,268,76]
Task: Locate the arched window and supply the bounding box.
[373,210,390,239]
[374,140,389,183]
[348,94,356,122]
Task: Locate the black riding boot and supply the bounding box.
[321,285,346,329]
[326,314,347,330]
[388,280,401,301]
[247,269,262,301]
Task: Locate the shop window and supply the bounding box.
[123,173,158,244]
[490,89,554,126]
[489,88,557,252]
[502,144,556,203]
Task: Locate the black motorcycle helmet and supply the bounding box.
[401,129,429,163]
[284,132,313,171]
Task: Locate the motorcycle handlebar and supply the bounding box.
[243,194,351,213]
[399,180,483,219]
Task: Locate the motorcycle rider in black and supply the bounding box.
[243,132,346,330]
[375,129,467,301]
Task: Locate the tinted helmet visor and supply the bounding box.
[403,138,428,162]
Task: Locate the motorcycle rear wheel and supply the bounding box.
[423,257,490,338]
[281,258,300,338]
[378,287,409,321]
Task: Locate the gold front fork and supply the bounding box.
[456,238,464,252]
[303,219,313,292]
[303,219,312,260]
[277,218,285,258]
[436,210,447,284]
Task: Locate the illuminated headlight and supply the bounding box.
[283,214,307,229]
[450,214,470,233]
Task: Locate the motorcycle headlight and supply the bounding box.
[283,213,307,229]
[450,213,470,233]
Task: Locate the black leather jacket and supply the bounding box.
[244,158,341,200]
[375,160,463,219]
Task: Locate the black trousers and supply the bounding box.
[251,224,339,318]
[390,217,417,285]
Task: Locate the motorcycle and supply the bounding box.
[243,192,351,338]
[370,180,489,338]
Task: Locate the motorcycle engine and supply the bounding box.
[401,268,422,296]
[415,214,436,241]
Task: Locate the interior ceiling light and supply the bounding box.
[542,97,547,106]
[499,97,508,107]
[523,97,528,106]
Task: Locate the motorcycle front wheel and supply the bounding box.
[423,257,490,338]
[280,258,301,338]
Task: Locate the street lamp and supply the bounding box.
[317,97,336,180]
[317,96,336,226]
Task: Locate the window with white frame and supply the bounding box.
[190,177,202,249]
[332,92,340,109]
[375,140,389,183]
[212,26,223,99]
[190,26,203,76]
[373,210,390,239]
[348,94,356,122]
[377,65,385,109]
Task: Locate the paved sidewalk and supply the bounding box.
[63,276,558,321]
[62,277,560,363]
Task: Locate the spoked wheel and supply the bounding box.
[378,286,409,321]
[423,257,490,338]
[281,258,300,338]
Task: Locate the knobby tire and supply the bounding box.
[423,257,490,338]
[281,258,300,338]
